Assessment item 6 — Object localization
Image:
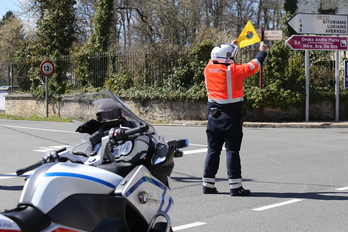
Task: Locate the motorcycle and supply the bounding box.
[0,90,188,232]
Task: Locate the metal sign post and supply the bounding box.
[305,50,310,122]
[287,13,348,121]
[40,61,55,118]
[335,51,340,121]
[259,27,265,121]
[345,60,348,89]
[286,35,347,121]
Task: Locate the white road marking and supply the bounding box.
[0,173,18,180]
[172,222,206,231]
[184,147,225,155]
[336,186,348,191]
[253,199,303,211]
[184,148,207,154]
[187,143,207,147]
[3,125,72,153]
[2,125,76,133]
[0,171,34,179]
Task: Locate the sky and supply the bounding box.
[0,0,21,20]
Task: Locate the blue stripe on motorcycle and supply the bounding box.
[44,172,116,188]
[164,196,174,213]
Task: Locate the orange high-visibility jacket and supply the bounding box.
[204,59,261,104]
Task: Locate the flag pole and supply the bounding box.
[259,26,264,122]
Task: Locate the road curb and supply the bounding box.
[243,122,348,128]
[160,121,348,128]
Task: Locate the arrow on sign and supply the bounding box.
[285,35,348,51]
[287,13,348,35]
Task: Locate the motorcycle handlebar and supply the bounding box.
[16,161,42,176]
[16,147,67,176]
[53,147,67,154]
[124,124,149,136]
[16,125,147,176]
[109,124,149,144]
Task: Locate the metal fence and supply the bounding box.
[0,47,341,91]
[56,49,185,89]
[0,63,14,87]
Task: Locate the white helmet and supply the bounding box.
[211,43,239,64]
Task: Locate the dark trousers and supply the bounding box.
[203,113,243,180]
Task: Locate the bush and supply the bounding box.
[244,41,305,110]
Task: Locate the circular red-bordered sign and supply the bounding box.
[40,60,55,76]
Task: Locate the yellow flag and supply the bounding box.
[237,20,261,48]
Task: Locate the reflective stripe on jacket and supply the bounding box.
[204,59,261,104]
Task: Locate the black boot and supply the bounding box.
[230,187,251,196]
[203,186,218,194]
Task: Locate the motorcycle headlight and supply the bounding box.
[152,143,168,165]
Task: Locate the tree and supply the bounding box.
[35,0,77,55]
[0,11,25,86]
[0,11,24,63]
[70,0,114,88]
[12,0,290,95]
[14,0,77,98]
[88,0,114,51]
[0,11,15,27]
[74,0,96,45]
[257,0,285,29]
[283,0,297,36]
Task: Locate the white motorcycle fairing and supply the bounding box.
[19,163,123,214]
[115,165,174,224]
[0,164,173,232]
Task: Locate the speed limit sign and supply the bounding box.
[40,60,55,76]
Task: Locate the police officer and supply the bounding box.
[202,40,267,196]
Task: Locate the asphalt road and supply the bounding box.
[0,119,348,231]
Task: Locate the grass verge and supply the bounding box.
[0,113,72,122]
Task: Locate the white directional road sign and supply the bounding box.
[287,13,348,35]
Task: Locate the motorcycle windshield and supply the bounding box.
[62,90,156,134]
